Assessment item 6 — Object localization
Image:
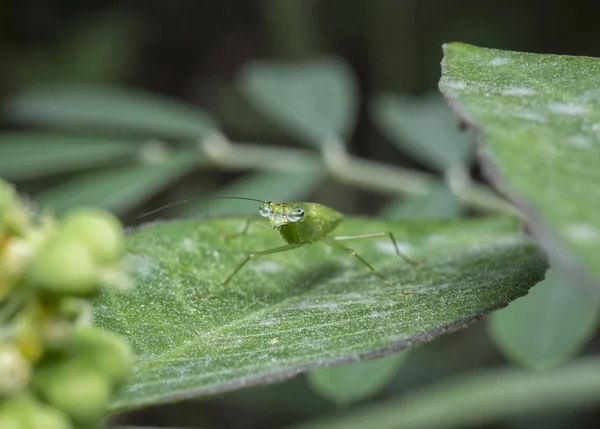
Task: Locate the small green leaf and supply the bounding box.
[180,161,326,217]
[379,184,463,220]
[292,358,600,429]
[371,93,473,171]
[307,353,407,404]
[4,85,217,140]
[94,216,545,411]
[36,152,198,216]
[0,133,139,180]
[488,268,599,370]
[238,57,358,147]
[439,43,600,290]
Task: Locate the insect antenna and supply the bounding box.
[136,196,269,219]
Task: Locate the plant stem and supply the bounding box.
[199,133,517,216]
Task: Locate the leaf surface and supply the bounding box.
[94,216,546,411]
[439,43,600,290]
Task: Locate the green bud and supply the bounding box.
[0,404,22,429]
[1,394,72,429]
[0,238,33,285]
[74,326,133,384]
[27,401,72,429]
[12,305,44,363]
[26,237,98,296]
[57,298,93,324]
[60,209,124,264]
[0,344,31,395]
[41,316,73,351]
[33,360,111,426]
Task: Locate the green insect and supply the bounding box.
[143,196,420,295]
[142,197,420,295]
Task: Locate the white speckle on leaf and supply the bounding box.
[368,311,387,319]
[258,318,280,327]
[269,338,279,345]
[375,242,412,255]
[424,234,449,245]
[251,261,281,273]
[181,238,197,251]
[518,111,546,122]
[501,87,536,96]
[445,80,466,90]
[565,224,598,243]
[293,301,339,310]
[327,273,353,284]
[576,89,600,102]
[569,135,592,149]
[490,57,511,66]
[126,254,155,279]
[548,102,588,115]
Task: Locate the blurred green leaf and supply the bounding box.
[95,216,545,411]
[379,183,463,220]
[307,352,407,404]
[35,152,198,216]
[4,84,217,140]
[488,268,599,370]
[0,133,139,180]
[371,93,473,172]
[8,11,140,85]
[292,358,600,429]
[238,57,358,147]
[439,43,600,291]
[180,161,326,217]
[223,377,331,416]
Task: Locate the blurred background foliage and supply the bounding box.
[1,1,600,428]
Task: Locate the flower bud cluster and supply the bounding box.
[0,180,132,429]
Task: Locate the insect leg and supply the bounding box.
[222,218,272,240]
[323,238,412,296]
[330,232,421,266]
[222,243,305,286]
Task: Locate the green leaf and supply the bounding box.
[223,377,330,416]
[4,84,217,139]
[439,43,600,290]
[291,358,600,429]
[379,184,463,220]
[488,268,599,370]
[238,57,358,147]
[0,133,139,180]
[371,93,473,172]
[180,161,326,217]
[35,152,198,216]
[307,352,407,404]
[94,216,546,411]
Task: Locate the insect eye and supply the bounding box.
[259,203,271,217]
[287,207,304,222]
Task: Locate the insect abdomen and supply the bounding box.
[279,203,342,244]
